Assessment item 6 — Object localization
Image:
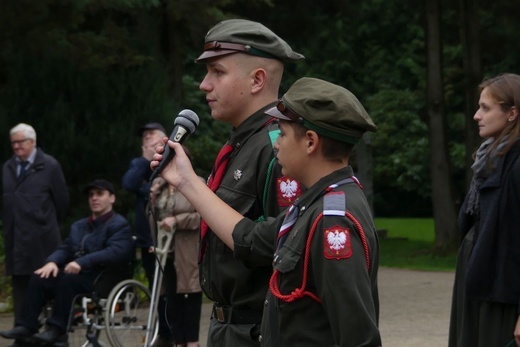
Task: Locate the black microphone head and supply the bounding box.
[175,109,200,133]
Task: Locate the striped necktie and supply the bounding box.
[273,202,300,263]
[199,144,234,259]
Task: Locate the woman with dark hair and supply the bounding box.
[449,73,520,347]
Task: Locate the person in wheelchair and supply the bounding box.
[0,179,134,346]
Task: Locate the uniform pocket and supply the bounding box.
[274,246,302,273]
[217,185,256,215]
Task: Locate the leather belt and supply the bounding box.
[212,304,262,325]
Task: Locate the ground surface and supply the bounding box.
[0,267,454,347]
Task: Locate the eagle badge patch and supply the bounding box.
[277,177,301,206]
[324,227,352,260]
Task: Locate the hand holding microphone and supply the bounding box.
[149,109,199,182]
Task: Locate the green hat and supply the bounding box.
[195,19,304,63]
[265,77,377,144]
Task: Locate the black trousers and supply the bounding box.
[158,258,176,340]
[16,272,97,332]
[140,247,156,290]
[11,275,31,324]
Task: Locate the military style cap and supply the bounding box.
[266,77,377,144]
[195,19,304,63]
[83,179,115,194]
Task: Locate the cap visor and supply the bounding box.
[195,50,239,63]
[265,106,292,121]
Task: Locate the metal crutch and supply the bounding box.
[144,223,175,346]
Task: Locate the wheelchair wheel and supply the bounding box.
[66,299,107,347]
[104,279,158,347]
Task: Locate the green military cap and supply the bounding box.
[266,77,377,144]
[195,19,304,63]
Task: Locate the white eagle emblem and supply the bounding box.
[327,230,347,251]
[280,179,299,199]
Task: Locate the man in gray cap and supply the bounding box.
[151,77,382,346]
[193,18,304,347]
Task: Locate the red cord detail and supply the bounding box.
[346,211,370,270]
[269,211,371,304]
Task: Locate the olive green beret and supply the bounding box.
[266,77,377,144]
[195,19,304,63]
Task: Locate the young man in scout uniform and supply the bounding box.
[151,77,382,346]
[193,19,304,346]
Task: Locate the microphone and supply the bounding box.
[149,109,200,182]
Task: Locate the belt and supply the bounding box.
[211,304,262,325]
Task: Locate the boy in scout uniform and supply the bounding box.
[151,77,382,346]
[193,19,304,347]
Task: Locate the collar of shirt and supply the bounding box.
[88,210,115,227]
[228,102,278,148]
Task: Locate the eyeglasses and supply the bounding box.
[10,138,30,146]
[276,99,304,123]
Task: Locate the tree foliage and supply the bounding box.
[1,0,520,249]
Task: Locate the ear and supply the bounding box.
[251,68,267,94]
[508,106,518,122]
[305,130,320,155]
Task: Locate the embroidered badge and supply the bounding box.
[324,226,352,260]
[277,177,301,206]
[234,169,242,181]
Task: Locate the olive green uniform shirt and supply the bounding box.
[233,166,381,347]
[201,103,289,312]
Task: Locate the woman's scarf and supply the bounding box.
[466,137,509,215]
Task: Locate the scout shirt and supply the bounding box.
[201,103,300,312]
[233,166,382,347]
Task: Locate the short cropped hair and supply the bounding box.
[10,123,37,144]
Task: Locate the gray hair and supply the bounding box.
[10,123,37,144]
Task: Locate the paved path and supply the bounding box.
[378,267,454,347]
[0,267,455,346]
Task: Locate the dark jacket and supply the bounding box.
[47,211,134,272]
[122,156,153,248]
[460,139,520,311]
[2,148,69,275]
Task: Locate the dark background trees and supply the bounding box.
[1,0,519,251]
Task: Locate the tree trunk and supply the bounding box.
[425,0,459,251]
[459,0,481,190]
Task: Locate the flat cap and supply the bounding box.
[136,122,166,137]
[83,179,115,194]
[195,19,304,63]
[266,77,377,144]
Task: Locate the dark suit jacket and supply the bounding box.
[2,148,69,275]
